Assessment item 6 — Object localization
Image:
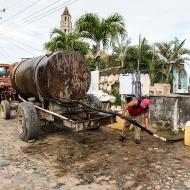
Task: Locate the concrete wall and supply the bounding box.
[150,95,190,130]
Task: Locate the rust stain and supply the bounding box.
[12,51,91,101]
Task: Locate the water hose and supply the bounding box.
[20,94,183,144]
[72,101,184,143]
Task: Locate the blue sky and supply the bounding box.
[0,0,189,63]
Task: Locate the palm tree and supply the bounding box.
[44,28,89,56]
[124,46,139,70]
[155,38,187,83]
[111,34,131,67]
[147,45,163,84]
[75,13,126,69]
[172,37,190,56]
[123,36,152,71]
[137,35,153,71]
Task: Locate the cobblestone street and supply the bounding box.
[0,116,190,190]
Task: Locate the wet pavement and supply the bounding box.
[0,116,190,190]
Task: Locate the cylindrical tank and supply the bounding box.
[12,51,91,101]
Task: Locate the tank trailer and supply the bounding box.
[0,51,116,141]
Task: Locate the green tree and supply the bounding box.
[147,45,164,84]
[123,37,153,72]
[85,57,107,71]
[44,28,90,56]
[123,46,138,70]
[136,36,154,71]
[121,37,164,83]
[155,38,188,83]
[75,13,126,69]
[111,34,131,67]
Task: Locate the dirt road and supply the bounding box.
[0,116,190,190]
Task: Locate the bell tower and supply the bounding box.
[60,7,72,34]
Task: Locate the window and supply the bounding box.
[64,29,67,33]
[65,16,67,21]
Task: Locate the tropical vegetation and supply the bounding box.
[44,12,190,85]
[44,28,89,56]
[75,12,126,69]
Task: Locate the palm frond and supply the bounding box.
[75,13,101,42]
[105,13,125,35]
[50,28,66,38]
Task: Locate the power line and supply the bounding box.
[23,0,74,24]
[0,20,45,48]
[0,0,79,58]
[0,47,12,62]
[1,34,43,52]
[16,0,63,23]
[0,19,43,52]
[2,0,66,32]
[1,0,42,24]
[4,0,77,33]
[5,1,24,10]
[0,46,13,61]
[0,36,38,56]
[1,0,62,28]
[2,19,43,39]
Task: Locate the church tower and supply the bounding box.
[60,7,72,34]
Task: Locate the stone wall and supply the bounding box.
[149,83,171,96]
[150,95,190,130]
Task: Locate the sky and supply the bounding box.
[0,0,189,63]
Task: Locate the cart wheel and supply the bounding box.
[0,100,11,119]
[17,102,39,142]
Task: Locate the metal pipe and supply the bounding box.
[18,95,69,120]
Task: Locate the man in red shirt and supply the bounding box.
[119,97,151,144]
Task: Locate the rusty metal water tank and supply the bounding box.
[11,51,91,101]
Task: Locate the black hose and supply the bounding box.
[24,95,183,144]
[166,138,184,143]
[72,101,184,143]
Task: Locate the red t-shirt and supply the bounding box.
[127,99,149,117]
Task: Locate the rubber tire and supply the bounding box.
[17,102,39,142]
[0,100,11,119]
